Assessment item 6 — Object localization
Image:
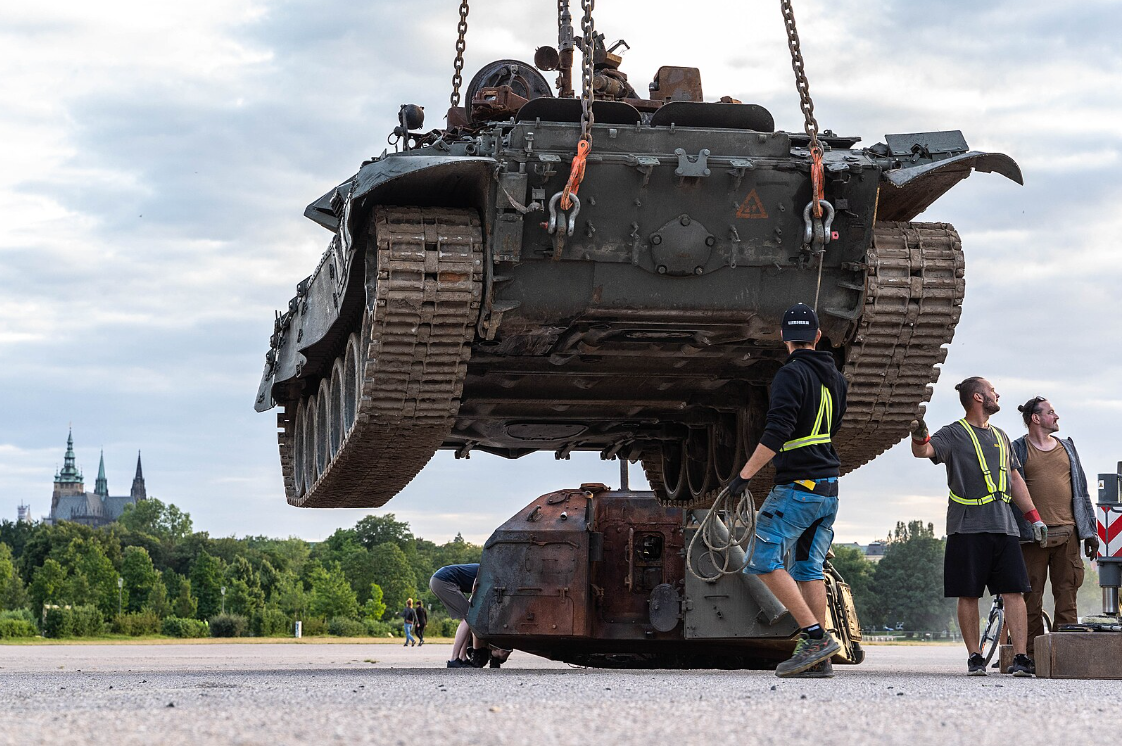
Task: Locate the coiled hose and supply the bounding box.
[685,486,758,582]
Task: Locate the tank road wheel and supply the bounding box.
[685,427,714,504]
[315,379,331,476]
[287,207,483,508]
[659,440,688,504]
[291,399,307,500]
[303,395,319,486]
[711,414,741,487]
[328,359,344,458]
[342,332,361,437]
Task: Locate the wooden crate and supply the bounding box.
[998,643,1013,674]
[1035,632,1122,679]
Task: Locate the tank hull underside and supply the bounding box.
[257,110,1016,508]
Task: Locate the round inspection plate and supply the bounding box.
[648,583,681,633]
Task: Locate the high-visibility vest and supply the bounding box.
[949,419,1011,506]
[779,385,833,452]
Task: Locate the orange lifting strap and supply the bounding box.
[810,144,824,219]
[560,139,591,211]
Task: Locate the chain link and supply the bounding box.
[449,0,470,108]
[578,0,595,142]
[780,0,819,149]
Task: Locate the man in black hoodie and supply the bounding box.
[727,303,847,678]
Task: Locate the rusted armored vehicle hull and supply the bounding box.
[255,105,1020,508]
[466,484,863,668]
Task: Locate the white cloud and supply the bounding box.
[0,0,1119,545]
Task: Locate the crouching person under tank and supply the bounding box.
[727,303,848,678]
[429,563,512,669]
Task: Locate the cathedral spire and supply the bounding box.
[130,451,147,502]
[55,428,83,484]
[94,451,109,498]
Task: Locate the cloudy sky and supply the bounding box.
[1,0,1119,545]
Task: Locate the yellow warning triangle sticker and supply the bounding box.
[735,189,768,219]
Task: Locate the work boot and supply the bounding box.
[446,658,472,668]
[1008,654,1034,677]
[775,633,840,678]
[789,658,834,678]
[967,653,987,676]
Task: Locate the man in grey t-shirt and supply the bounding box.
[910,376,1047,677]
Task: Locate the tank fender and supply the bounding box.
[885,150,1023,188]
[878,150,1022,222]
[304,155,498,232]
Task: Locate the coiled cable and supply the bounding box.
[685,486,758,582]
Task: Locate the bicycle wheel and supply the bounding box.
[1042,610,1053,634]
[980,605,1005,665]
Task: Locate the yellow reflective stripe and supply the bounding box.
[780,434,832,451]
[949,491,1011,506]
[996,431,1009,492]
[950,419,1011,506]
[958,419,997,495]
[780,385,833,452]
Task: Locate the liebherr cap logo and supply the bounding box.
[781,303,819,342]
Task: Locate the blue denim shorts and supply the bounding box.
[745,482,838,581]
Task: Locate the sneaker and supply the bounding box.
[775,633,841,678]
[968,653,987,676]
[446,659,472,668]
[1008,654,1034,677]
[467,647,491,669]
[789,658,834,678]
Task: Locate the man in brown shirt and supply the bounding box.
[1011,397,1099,659]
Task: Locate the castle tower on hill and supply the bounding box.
[46,430,149,528]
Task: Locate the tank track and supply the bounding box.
[833,221,963,472]
[278,207,483,508]
[640,220,963,506]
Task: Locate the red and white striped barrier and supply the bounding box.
[1097,505,1122,559]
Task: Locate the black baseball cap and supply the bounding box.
[781,303,819,342]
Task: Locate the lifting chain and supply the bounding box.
[780,0,833,309]
[559,0,595,213]
[449,0,470,108]
[780,0,824,219]
[578,0,596,144]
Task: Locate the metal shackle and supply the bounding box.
[802,199,835,245]
[547,191,581,236]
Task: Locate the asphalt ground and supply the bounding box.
[0,641,1116,745]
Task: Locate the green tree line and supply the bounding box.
[832,519,1102,632]
[0,500,481,638]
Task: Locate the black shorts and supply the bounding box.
[944,533,1031,598]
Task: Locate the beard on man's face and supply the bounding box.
[982,395,1001,415]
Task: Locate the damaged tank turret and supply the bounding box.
[255,3,1022,510]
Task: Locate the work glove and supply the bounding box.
[909,417,929,442]
[727,474,750,497]
[1084,536,1101,560]
[1031,521,1048,547]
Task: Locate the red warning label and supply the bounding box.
[735,189,768,219]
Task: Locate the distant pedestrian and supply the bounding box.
[402,598,417,647]
[414,600,428,646]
